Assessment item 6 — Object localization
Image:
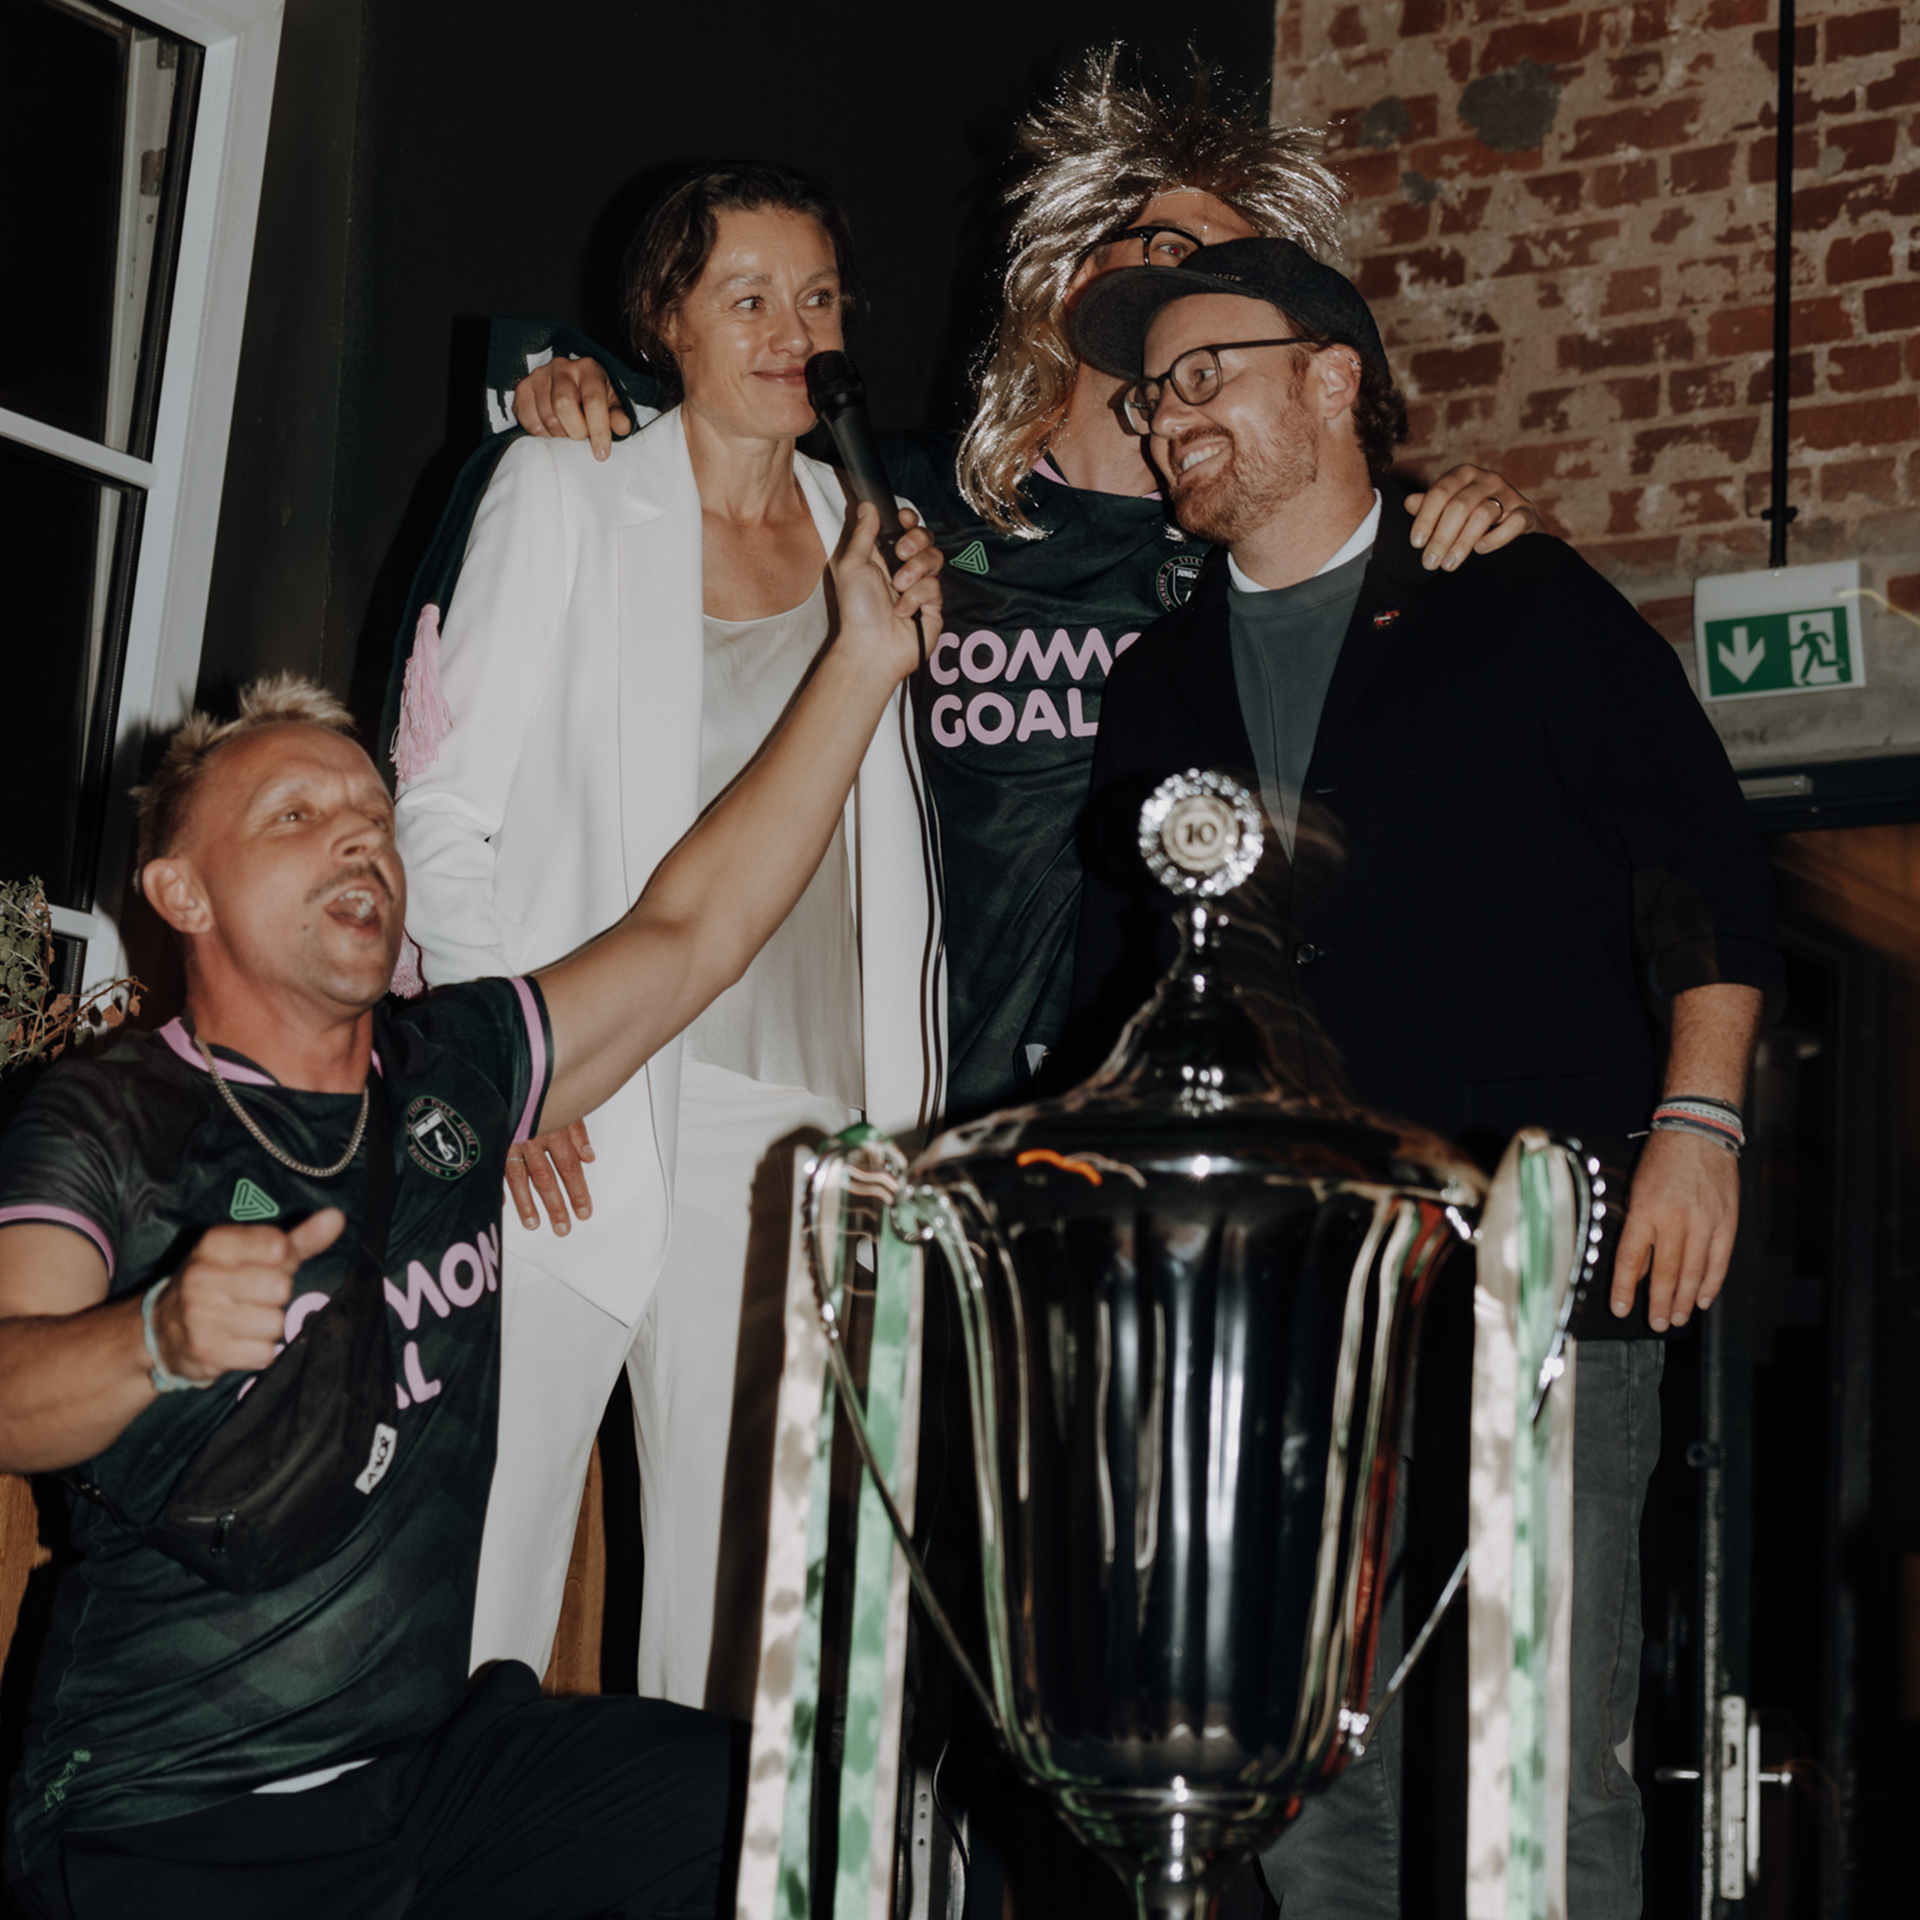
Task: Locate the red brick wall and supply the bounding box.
[1271,0,1920,709]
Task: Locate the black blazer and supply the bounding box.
[1067,481,1783,1165]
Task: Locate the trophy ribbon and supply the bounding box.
[1466,1132,1608,1920]
[738,1134,929,1920]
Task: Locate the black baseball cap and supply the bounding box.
[1072,237,1391,386]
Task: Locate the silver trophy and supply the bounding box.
[806,772,1488,1916]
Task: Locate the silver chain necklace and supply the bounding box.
[195,1037,370,1180]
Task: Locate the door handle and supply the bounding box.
[1651,1698,1791,1898]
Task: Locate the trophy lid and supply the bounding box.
[920,772,1479,1198]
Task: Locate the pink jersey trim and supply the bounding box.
[0,1205,115,1278]
[508,977,548,1143]
[160,1017,381,1085]
[159,1018,277,1087]
[1030,452,1163,502]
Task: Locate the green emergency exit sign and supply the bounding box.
[1701,605,1855,697]
[1693,560,1864,704]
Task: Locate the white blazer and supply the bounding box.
[394,405,946,1322]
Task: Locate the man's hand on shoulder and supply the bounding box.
[1402,465,1542,572]
[1611,1128,1738,1332]
[154,1210,345,1383]
[505,1121,595,1235]
[514,357,631,460]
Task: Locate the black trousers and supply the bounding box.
[9,1663,740,1920]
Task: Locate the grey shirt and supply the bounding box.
[1227,500,1380,855]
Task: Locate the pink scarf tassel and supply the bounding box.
[390,933,426,1002]
[392,605,454,790]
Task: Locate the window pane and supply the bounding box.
[0,437,142,910]
[51,933,86,999]
[0,0,201,457]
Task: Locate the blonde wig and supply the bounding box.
[958,47,1344,534]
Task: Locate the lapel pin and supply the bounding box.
[1372,609,1402,629]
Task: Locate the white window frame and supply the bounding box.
[0,0,283,987]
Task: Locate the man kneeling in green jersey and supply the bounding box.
[0,500,934,1920]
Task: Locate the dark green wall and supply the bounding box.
[197,0,1274,723]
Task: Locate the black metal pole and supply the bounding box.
[1766,0,1797,567]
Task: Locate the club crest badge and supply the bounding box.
[404,1097,481,1180]
[1155,551,1207,610]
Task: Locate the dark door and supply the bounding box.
[1637,919,1881,1919]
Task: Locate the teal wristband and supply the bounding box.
[142,1275,207,1394]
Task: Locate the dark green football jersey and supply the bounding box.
[884,433,1210,1121]
[0,980,550,1876]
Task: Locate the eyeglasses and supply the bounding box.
[1122,338,1310,435]
[1085,222,1208,268]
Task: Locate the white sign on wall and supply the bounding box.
[1693,560,1864,703]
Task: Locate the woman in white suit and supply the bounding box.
[392,167,946,1717]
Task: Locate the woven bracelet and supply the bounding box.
[1650,1099,1744,1154]
[1660,1094,1742,1119]
[142,1274,209,1394]
[1656,1096,1745,1135]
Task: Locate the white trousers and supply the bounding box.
[469,1063,853,1718]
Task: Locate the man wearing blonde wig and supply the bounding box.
[478,48,1539,1140]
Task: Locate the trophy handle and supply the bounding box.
[803,1128,1009,1741]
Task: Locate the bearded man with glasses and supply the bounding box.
[1067,237,1779,1920]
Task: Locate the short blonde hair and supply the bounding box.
[134,673,357,871]
[958,46,1344,535]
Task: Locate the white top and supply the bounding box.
[684,576,864,1108]
[1227,491,1382,593]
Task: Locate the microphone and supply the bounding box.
[805,351,906,571]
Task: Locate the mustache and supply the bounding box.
[305,863,394,909]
